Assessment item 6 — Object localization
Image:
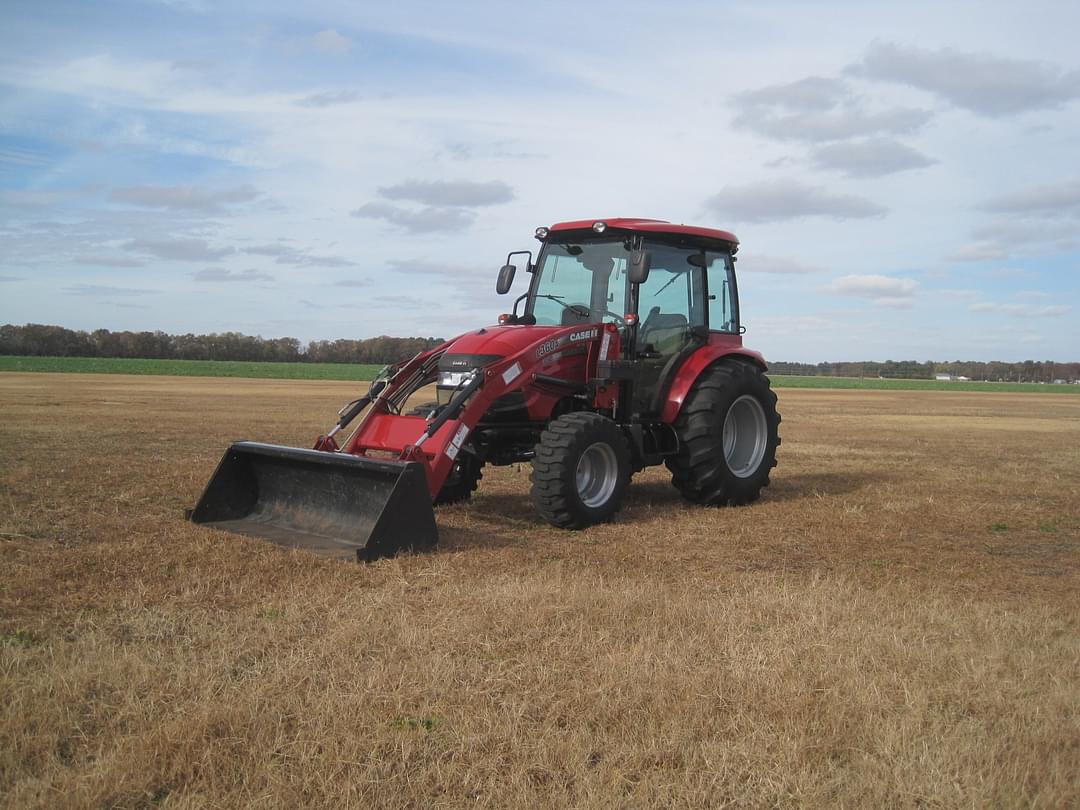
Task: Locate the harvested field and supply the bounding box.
[1,373,1078,808]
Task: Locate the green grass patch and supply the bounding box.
[3,356,1078,392]
[768,375,1080,393]
[2,629,36,647]
[0,355,383,381]
[391,715,441,733]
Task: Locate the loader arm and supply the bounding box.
[342,322,622,498]
[189,325,619,561]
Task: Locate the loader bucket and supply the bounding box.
[190,441,437,561]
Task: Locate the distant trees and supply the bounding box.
[768,358,1080,383]
[2,323,1077,380]
[0,324,443,365]
[306,336,444,364]
[769,360,936,379]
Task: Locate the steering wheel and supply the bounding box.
[598,309,627,325]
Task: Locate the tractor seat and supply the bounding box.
[639,311,688,355]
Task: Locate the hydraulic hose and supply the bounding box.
[414,371,484,449]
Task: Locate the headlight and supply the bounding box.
[436,370,473,404]
[437,370,471,388]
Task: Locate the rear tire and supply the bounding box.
[666,361,780,505]
[531,412,631,529]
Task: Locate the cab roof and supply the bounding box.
[548,218,739,246]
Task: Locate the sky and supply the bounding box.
[1,0,1078,363]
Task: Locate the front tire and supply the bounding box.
[666,361,780,505]
[434,451,482,506]
[409,401,482,505]
[531,412,631,529]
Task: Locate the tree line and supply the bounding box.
[769,360,1080,383]
[2,323,1077,381]
[0,324,444,365]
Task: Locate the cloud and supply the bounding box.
[242,243,356,267]
[352,179,514,234]
[703,180,887,223]
[309,29,351,53]
[0,275,25,282]
[978,179,1080,217]
[295,89,360,108]
[827,274,917,305]
[351,202,476,233]
[74,254,147,267]
[752,314,838,334]
[738,254,827,275]
[810,138,936,178]
[191,268,273,282]
[987,267,1035,279]
[374,294,420,307]
[732,77,932,142]
[333,278,370,287]
[972,220,1078,250]
[969,302,1070,317]
[384,258,480,276]
[376,179,515,207]
[109,184,260,213]
[62,283,156,296]
[737,76,848,112]
[438,139,544,162]
[0,190,82,207]
[945,244,1010,262]
[849,41,1080,117]
[0,145,50,167]
[124,237,235,261]
[934,288,980,300]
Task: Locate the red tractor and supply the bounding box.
[191,218,781,559]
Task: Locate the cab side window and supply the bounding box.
[706,252,737,333]
[636,244,705,355]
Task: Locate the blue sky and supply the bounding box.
[1,0,1078,362]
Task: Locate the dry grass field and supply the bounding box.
[1,372,1078,809]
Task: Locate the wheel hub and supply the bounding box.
[723,394,768,478]
[575,442,619,508]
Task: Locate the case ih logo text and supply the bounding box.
[569,328,599,342]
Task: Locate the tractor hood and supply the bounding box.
[437,324,563,371]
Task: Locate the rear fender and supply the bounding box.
[658,339,767,424]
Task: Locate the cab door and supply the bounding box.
[630,243,707,415]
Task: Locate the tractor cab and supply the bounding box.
[499,218,742,415]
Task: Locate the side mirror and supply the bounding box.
[628,249,652,284]
[496,264,516,294]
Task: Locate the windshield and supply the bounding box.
[527,239,632,326]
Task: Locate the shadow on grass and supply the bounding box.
[760,470,878,502]
[625,470,875,506]
[431,470,880,553]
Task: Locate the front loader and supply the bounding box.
[191,218,781,560]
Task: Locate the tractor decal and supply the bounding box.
[569,328,599,342]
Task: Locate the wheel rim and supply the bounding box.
[575,442,619,508]
[723,394,768,478]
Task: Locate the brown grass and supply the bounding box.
[1,373,1078,808]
